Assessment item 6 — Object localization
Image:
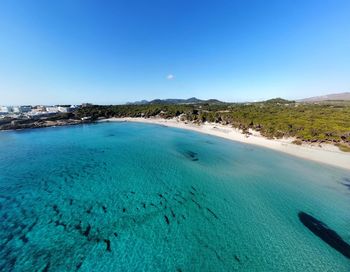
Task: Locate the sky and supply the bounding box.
[0,0,349,105]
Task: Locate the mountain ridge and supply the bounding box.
[298,92,350,102]
[126,92,350,105]
[126,97,224,105]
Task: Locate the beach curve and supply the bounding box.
[100,117,350,171]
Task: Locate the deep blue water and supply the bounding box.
[0,122,349,271]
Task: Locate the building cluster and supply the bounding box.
[0,105,79,118]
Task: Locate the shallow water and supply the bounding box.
[0,122,349,271]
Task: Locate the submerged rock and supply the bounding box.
[341,177,350,190]
[102,206,107,213]
[83,225,91,237]
[182,150,199,161]
[206,208,218,219]
[164,215,170,225]
[104,239,111,252]
[298,212,350,259]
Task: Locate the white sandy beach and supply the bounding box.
[101,117,350,170]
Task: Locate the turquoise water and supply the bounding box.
[0,122,349,271]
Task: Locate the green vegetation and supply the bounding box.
[77,100,350,147]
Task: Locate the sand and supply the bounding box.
[100,117,350,170]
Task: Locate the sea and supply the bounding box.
[0,122,349,271]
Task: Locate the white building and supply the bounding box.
[58,106,75,113]
[0,106,9,113]
[12,106,20,113]
[0,106,13,114]
[19,106,32,113]
[58,106,69,113]
[46,106,59,113]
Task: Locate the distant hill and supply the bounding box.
[264,98,294,104]
[298,92,350,102]
[126,97,224,105]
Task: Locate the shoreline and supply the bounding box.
[0,117,85,132]
[101,117,350,170]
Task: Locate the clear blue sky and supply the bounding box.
[0,0,349,105]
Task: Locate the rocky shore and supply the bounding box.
[0,113,91,131]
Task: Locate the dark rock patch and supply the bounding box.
[86,206,93,214]
[75,221,82,231]
[341,177,350,190]
[191,199,201,209]
[42,262,50,272]
[164,215,170,225]
[76,261,83,270]
[206,208,218,219]
[83,224,91,237]
[8,257,17,268]
[27,220,37,232]
[175,193,186,202]
[102,206,107,213]
[5,233,14,245]
[184,150,199,161]
[52,205,59,215]
[298,211,350,259]
[234,255,240,263]
[187,151,197,158]
[19,234,29,244]
[104,239,111,252]
[174,199,183,205]
[54,220,67,230]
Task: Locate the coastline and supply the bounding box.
[0,117,85,132]
[100,117,350,170]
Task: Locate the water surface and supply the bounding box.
[0,122,349,271]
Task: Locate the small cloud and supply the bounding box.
[166,74,175,80]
